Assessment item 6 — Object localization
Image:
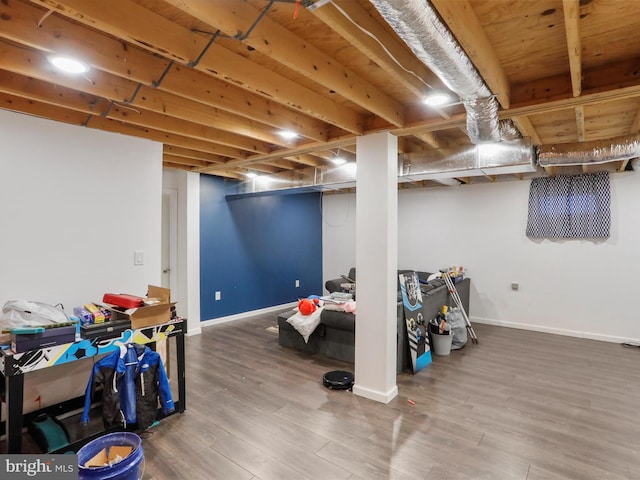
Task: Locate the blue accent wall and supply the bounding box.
[200,175,323,320]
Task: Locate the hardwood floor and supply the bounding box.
[138,310,640,480]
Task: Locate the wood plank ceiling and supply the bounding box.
[1,0,639,184]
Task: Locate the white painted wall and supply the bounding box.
[0,109,163,412]
[323,172,640,343]
[162,168,201,335]
[322,192,356,287]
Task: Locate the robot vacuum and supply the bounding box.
[322,370,354,390]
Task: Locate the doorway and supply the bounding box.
[161,189,178,301]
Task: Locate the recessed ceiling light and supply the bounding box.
[278,130,298,140]
[423,91,453,107]
[48,55,90,74]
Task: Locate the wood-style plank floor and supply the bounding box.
[139,310,640,480]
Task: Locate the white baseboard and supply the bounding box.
[471,316,640,345]
[197,302,298,331]
[186,326,202,336]
[353,384,399,404]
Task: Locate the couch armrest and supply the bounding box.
[325,278,344,293]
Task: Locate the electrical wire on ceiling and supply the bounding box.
[37,9,54,28]
[269,0,436,91]
[233,1,276,41]
[322,2,434,91]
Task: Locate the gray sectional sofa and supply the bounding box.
[277,268,470,373]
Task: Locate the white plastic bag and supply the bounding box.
[0,300,69,330]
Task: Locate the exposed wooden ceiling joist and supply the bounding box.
[511,116,541,145]
[0,0,637,184]
[1,0,332,142]
[562,0,582,98]
[27,0,365,134]
[162,0,405,127]
[631,108,640,133]
[163,146,228,164]
[162,153,214,168]
[310,0,447,99]
[430,0,511,109]
[575,105,586,141]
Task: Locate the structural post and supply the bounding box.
[353,132,398,403]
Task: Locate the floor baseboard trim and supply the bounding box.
[187,327,202,336]
[199,302,297,330]
[471,316,639,345]
[352,384,398,404]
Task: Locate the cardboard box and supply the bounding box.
[11,325,76,353]
[103,285,174,329]
[84,445,133,468]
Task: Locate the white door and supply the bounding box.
[161,189,178,301]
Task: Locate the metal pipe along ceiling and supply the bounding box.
[369,0,502,144]
[538,134,640,167]
[369,0,632,167]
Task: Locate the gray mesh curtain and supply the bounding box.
[526,172,610,239]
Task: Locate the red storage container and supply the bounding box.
[102,293,144,309]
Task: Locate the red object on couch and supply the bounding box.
[298,298,318,315]
[102,293,144,309]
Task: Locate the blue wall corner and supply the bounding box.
[200,176,323,320]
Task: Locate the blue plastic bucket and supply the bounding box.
[77,432,144,480]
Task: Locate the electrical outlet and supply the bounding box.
[215,291,221,301]
[295,279,300,288]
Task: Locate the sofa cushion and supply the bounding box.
[321,310,355,332]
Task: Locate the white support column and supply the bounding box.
[353,132,398,403]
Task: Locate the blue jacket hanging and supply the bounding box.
[82,343,175,430]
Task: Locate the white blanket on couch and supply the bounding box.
[286,307,323,343]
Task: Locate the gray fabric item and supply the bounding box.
[446,307,468,350]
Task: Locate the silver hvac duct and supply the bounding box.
[233,163,358,196]
[399,139,536,180]
[370,0,503,144]
[232,139,536,196]
[499,119,522,142]
[539,133,640,167]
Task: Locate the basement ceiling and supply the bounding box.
[0,0,638,186]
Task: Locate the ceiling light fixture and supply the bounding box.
[423,91,454,107]
[48,55,90,74]
[332,149,347,166]
[278,130,298,140]
[245,172,258,178]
